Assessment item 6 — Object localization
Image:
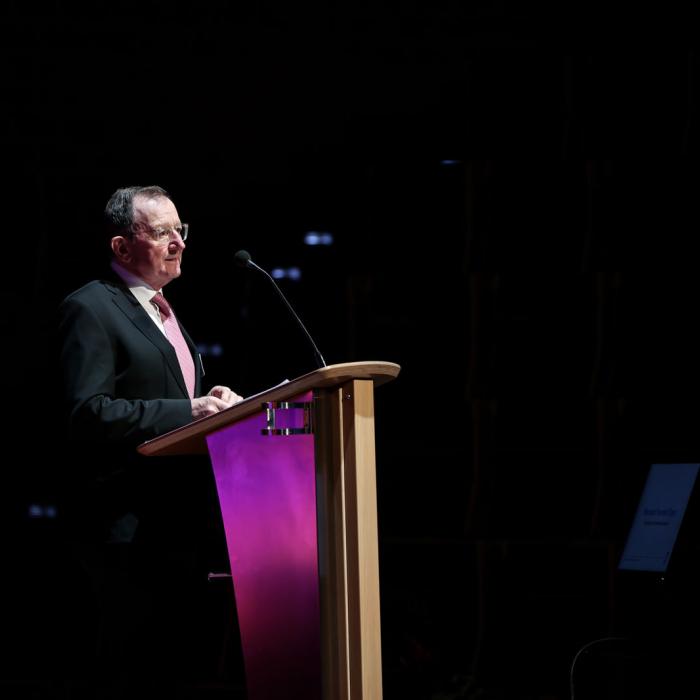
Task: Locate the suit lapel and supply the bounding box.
[108,283,192,399]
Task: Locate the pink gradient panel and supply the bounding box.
[206,391,321,700]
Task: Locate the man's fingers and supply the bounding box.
[208,385,244,405]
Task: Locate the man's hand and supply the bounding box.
[207,385,244,405]
[191,386,244,419]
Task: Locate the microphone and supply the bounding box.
[235,249,327,369]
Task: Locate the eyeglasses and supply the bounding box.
[133,223,189,245]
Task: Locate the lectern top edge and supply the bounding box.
[137,360,400,457]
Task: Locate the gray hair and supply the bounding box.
[104,185,171,239]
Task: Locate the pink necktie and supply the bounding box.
[152,292,196,399]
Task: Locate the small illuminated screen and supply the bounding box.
[619,463,700,572]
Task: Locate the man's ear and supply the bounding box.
[111,236,132,263]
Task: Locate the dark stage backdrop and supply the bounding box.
[3,3,700,699]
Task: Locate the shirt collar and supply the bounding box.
[110,260,160,304]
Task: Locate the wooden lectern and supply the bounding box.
[138,361,400,700]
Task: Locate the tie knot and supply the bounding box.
[152,292,172,319]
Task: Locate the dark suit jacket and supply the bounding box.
[57,276,210,543]
[56,277,234,685]
[58,277,202,444]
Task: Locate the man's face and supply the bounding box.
[115,195,186,290]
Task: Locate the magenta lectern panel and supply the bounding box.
[206,391,321,700]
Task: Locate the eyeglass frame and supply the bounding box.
[127,222,189,245]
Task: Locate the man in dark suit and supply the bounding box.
[57,186,243,697]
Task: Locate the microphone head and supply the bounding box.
[234,249,252,268]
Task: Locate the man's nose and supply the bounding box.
[169,236,185,250]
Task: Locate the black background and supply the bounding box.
[4,3,700,698]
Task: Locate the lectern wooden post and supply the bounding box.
[138,361,400,700]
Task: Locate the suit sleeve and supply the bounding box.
[58,296,193,446]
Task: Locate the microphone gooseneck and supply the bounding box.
[234,249,327,369]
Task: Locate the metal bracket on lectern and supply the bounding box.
[262,400,314,436]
